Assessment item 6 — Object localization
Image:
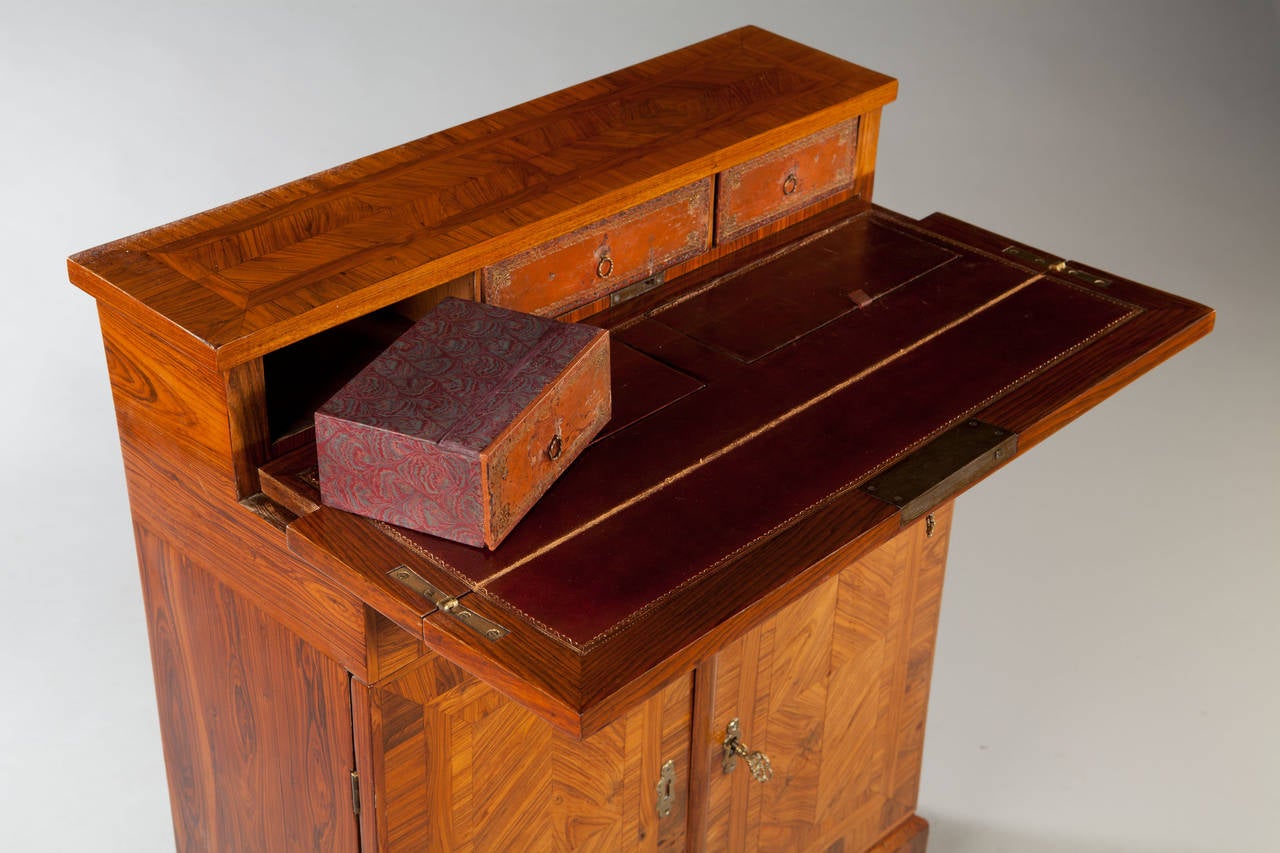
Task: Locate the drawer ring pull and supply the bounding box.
[546,433,563,461]
[782,172,799,196]
[722,718,772,782]
[596,255,614,278]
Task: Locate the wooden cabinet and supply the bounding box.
[369,652,691,851]
[352,505,950,853]
[700,506,949,853]
[70,26,1211,853]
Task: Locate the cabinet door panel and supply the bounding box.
[702,506,951,852]
[373,654,691,852]
[135,525,359,853]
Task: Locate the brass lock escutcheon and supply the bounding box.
[722,718,772,782]
[782,172,798,196]
[655,759,676,818]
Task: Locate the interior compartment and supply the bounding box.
[262,274,477,453]
[264,307,415,449]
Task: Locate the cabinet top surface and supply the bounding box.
[67,26,896,368]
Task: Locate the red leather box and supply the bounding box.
[315,298,610,549]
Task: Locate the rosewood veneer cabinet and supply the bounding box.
[69,27,1213,853]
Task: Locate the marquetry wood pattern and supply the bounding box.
[701,507,951,853]
[371,653,692,852]
[135,524,358,853]
[69,27,897,368]
[104,291,371,849]
[886,507,952,812]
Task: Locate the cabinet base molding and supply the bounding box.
[866,815,930,853]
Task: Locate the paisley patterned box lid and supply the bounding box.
[314,298,610,548]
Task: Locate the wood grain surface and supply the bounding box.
[371,653,692,851]
[135,524,358,852]
[68,26,897,369]
[865,816,929,853]
[103,300,369,674]
[700,507,950,852]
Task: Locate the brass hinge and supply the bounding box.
[861,419,1018,523]
[1001,245,1112,287]
[350,771,360,816]
[610,272,665,306]
[388,565,510,641]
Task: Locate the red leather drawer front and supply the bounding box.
[483,180,712,317]
[715,120,857,243]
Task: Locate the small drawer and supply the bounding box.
[483,179,712,317]
[486,331,611,545]
[715,120,857,243]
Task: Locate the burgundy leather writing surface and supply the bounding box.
[654,217,956,362]
[485,277,1134,646]
[366,208,1140,648]
[593,342,704,442]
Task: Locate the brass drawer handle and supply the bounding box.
[722,718,772,782]
[546,433,563,461]
[782,172,798,196]
[596,255,614,278]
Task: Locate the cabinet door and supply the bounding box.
[135,525,360,853]
[371,652,691,852]
[700,506,950,852]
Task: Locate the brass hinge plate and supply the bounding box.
[1001,244,1065,270]
[388,565,510,641]
[610,272,665,306]
[861,420,1018,522]
[350,771,360,815]
[1001,245,1112,288]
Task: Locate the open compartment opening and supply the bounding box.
[259,274,478,456]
